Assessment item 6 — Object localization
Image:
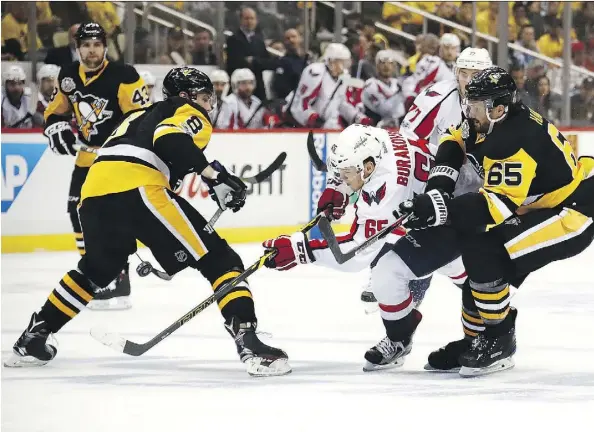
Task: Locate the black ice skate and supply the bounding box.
[87,265,132,311]
[363,309,422,372]
[458,308,517,377]
[4,312,57,367]
[424,338,472,372]
[225,317,291,377]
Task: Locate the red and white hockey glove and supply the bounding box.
[317,188,348,221]
[262,232,315,271]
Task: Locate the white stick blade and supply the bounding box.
[90,327,127,353]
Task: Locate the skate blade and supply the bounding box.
[4,353,50,368]
[363,357,405,372]
[459,357,515,378]
[87,296,132,311]
[423,363,460,373]
[90,328,126,353]
[245,357,292,377]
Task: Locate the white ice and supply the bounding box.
[2,244,594,431]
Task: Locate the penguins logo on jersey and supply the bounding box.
[467,153,485,179]
[69,91,113,140]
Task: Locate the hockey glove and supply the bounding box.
[317,188,348,221]
[262,232,315,271]
[201,160,247,213]
[399,189,450,230]
[44,121,77,156]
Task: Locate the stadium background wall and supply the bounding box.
[2,128,593,253]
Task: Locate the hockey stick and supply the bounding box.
[307,130,328,172]
[317,212,410,264]
[90,211,326,356]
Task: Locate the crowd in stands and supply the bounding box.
[3,1,594,129]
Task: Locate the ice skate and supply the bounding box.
[459,308,517,377]
[4,313,57,367]
[225,317,291,377]
[87,266,132,310]
[424,338,472,372]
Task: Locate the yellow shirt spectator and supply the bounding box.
[537,34,564,58]
[86,2,121,36]
[1,13,42,53]
[382,2,438,30]
[400,51,421,76]
[36,2,55,25]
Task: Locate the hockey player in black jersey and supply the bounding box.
[401,67,594,377]
[4,67,290,377]
[43,22,150,310]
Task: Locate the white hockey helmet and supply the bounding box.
[323,43,351,62]
[375,49,399,64]
[440,33,461,47]
[38,64,60,83]
[139,70,156,87]
[4,65,26,83]
[230,68,256,92]
[210,69,230,84]
[455,47,493,71]
[328,124,388,184]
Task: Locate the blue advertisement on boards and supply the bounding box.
[1,143,46,213]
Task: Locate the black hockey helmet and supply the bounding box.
[75,22,107,47]
[163,67,215,102]
[465,66,517,108]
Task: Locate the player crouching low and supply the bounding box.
[263,125,467,371]
[4,67,290,377]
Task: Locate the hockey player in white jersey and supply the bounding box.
[217,68,277,129]
[35,64,60,123]
[263,125,467,371]
[1,65,39,129]
[209,69,229,128]
[138,70,157,102]
[288,43,351,129]
[402,33,460,110]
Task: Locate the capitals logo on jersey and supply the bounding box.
[361,182,387,205]
[69,91,113,140]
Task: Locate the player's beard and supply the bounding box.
[472,118,489,133]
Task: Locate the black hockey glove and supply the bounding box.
[399,189,450,230]
[201,160,247,213]
[44,121,77,156]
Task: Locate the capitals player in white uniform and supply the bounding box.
[209,69,230,128]
[402,33,460,111]
[35,64,60,124]
[138,70,157,102]
[1,65,38,129]
[217,68,277,129]
[288,43,351,129]
[263,125,467,370]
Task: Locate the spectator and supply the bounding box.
[382,2,436,34]
[400,34,425,76]
[133,27,154,64]
[537,18,563,58]
[226,6,277,101]
[36,2,61,48]
[35,64,59,124]
[510,2,531,42]
[427,2,457,37]
[574,2,594,42]
[269,40,286,56]
[1,65,37,128]
[525,58,547,96]
[345,34,375,80]
[1,3,43,60]
[585,38,594,72]
[85,1,121,37]
[191,29,217,65]
[273,28,307,99]
[526,1,546,39]
[477,2,499,37]
[159,27,191,65]
[543,1,561,34]
[531,75,562,123]
[549,41,590,95]
[45,23,80,68]
[510,63,532,105]
[571,77,594,125]
[360,18,378,42]
[513,24,538,67]
[454,2,473,47]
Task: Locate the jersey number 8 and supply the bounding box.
[185,115,203,134]
[487,162,523,187]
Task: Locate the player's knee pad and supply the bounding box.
[199,239,245,284]
[408,276,432,306]
[76,255,121,290]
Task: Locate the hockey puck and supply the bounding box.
[136,261,153,277]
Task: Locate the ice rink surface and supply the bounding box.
[2,244,594,431]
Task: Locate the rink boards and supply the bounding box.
[2,128,593,253]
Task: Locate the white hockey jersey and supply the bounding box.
[361,77,405,127]
[402,55,455,99]
[289,62,345,129]
[1,87,33,128]
[216,93,266,129]
[310,130,434,272]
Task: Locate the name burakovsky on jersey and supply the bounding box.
[43,22,149,310]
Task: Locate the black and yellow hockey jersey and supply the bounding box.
[81,96,212,202]
[432,103,594,228]
[44,60,149,167]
